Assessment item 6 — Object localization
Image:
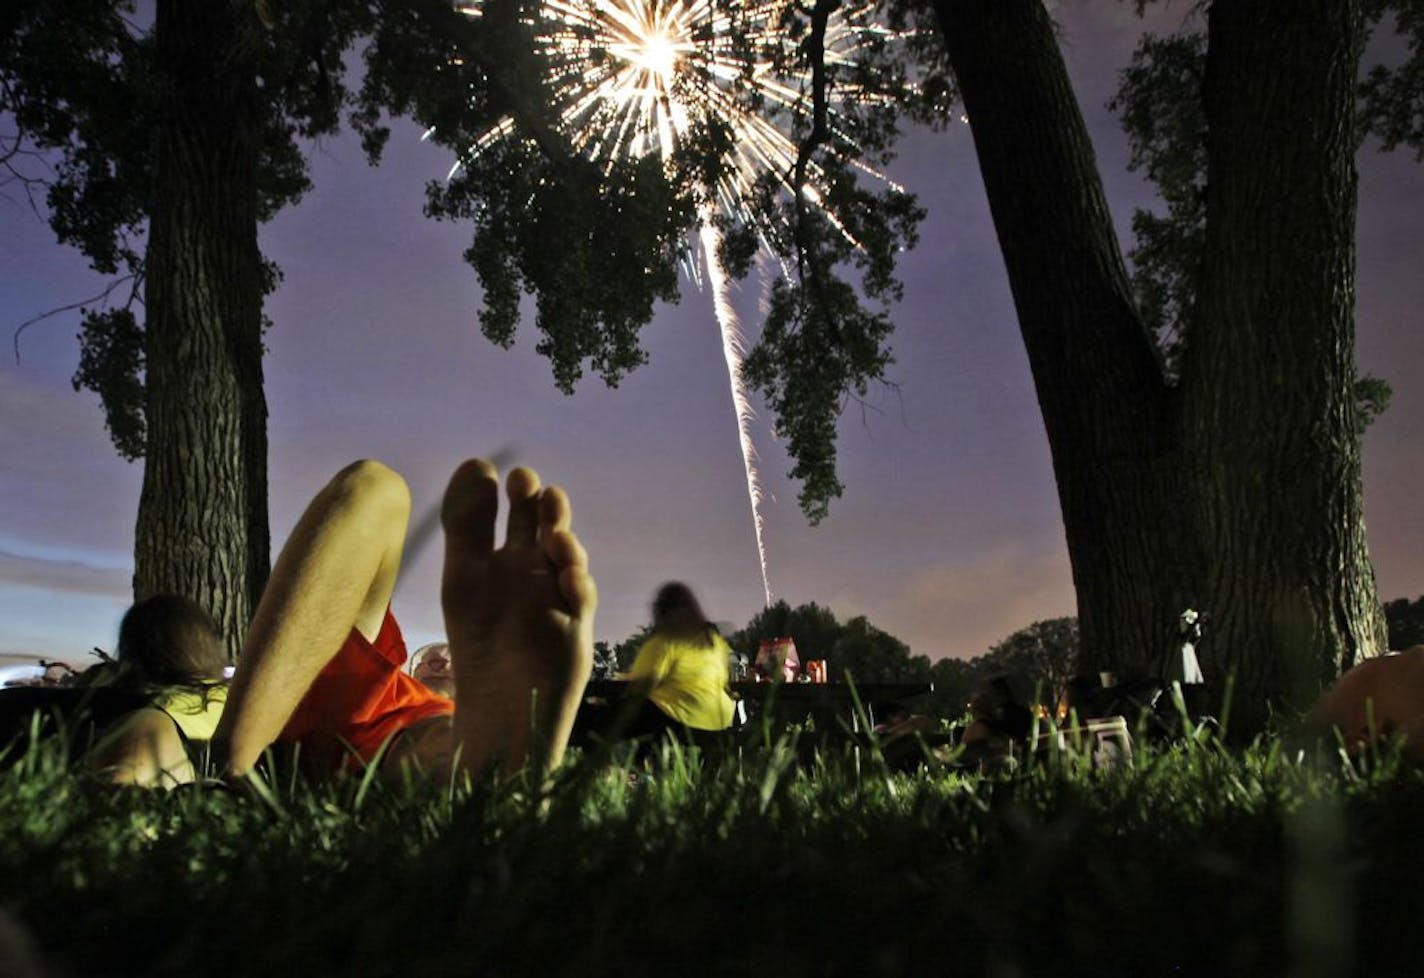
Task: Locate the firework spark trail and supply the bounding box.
[699,219,772,607]
[449,0,913,606]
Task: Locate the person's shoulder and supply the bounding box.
[150,683,227,741]
[663,631,722,654]
[638,632,669,651]
[633,633,673,662]
[150,684,228,739]
[153,682,227,712]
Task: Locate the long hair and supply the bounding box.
[115,594,228,689]
[651,581,717,647]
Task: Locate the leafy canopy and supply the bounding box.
[5,0,949,523]
[1109,0,1423,428]
[403,0,950,522]
[3,0,388,456]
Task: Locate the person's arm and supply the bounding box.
[624,636,669,695]
[88,708,196,788]
[712,632,733,689]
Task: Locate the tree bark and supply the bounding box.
[1185,0,1384,722]
[933,0,1201,682]
[933,0,1385,731]
[135,0,270,660]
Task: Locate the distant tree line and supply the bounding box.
[1384,596,1424,651]
[597,594,1424,721]
[726,602,1084,718]
[599,599,1081,720]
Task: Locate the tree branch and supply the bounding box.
[12,275,139,363]
[399,0,578,166]
[0,89,56,220]
[790,0,838,283]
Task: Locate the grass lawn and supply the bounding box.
[2,727,1421,978]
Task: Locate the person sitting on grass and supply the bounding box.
[959,675,1034,770]
[618,582,736,748]
[84,594,231,786]
[95,457,596,787]
[1306,646,1424,762]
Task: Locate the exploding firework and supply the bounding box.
[449,0,909,606]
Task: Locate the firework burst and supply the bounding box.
[450,0,909,605]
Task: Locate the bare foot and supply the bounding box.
[441,460,596,776]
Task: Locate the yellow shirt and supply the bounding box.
[151,684,228,741]
[627,632,735,731]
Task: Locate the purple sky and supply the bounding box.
[3,3,1422,664]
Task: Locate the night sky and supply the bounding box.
[3,3,1422,665]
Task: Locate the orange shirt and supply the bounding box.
[280,609,453,767]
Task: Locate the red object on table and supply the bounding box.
[756,637,800,682]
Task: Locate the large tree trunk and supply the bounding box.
[933,0,1385,732]
[1185,0,1384,722]
[933,0,1200,682]
[135,0,270,660]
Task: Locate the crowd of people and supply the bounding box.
[2,456,1420,788]
[7,457,749,788]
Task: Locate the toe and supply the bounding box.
[442,459,499,553]
[559,565,598,619]
[545,527,588,573]
[505,467,542,547]
[538,485,573,536]
[548,529,595,616]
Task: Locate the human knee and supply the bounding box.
[332,459,411,519]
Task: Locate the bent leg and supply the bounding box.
[441,461,596,776]
[214,459,410,775]
[1308,647,1424,754]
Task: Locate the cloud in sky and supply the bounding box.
[878,548,1077,662]
[0,371,99,471]
[0,557,131,660]
[0,588,128,659]
[0,369,142,558]
[0,548,131,600]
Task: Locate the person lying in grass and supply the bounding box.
[96,457,596,787]
[84,594,231,785]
